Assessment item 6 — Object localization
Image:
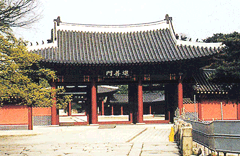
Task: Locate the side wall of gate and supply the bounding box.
[183,100,238,121]
[0,105,28,130]
[33,107,52,126]
[0,105,52,130]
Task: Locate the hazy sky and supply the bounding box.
[13,0,240,43]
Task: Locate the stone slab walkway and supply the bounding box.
[0,124,180,155]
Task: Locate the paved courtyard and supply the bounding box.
[0,124,179,156]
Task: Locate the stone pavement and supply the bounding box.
[128,127,179,156]
[0,124,180,155]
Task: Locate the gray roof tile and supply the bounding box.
[193,69,227,94]
[28,19,222,65]
[110,92,165,103]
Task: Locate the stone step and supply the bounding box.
[59,122,75,126]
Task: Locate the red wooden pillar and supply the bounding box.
[56,109,59,125]
[101,101,104,115]
[237,103,240,120]
[28,105,33,130]
[138,79,143,123]
[178,74,183,115]
[111,105,114,115]
[68,101,72,116]
[168,110,171,122]
[51,82,58,125]
[130,113,133,122]
[121,106,123,115]
[198,102,202,120]
[149,105,152,114]
[91,80,97,124]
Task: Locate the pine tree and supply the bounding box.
[204,32,240,98]
[0,30,71,108]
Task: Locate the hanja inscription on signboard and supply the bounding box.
[105,70,130,77]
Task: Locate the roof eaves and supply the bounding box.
[176,40,222,49]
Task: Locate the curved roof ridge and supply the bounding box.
[60,19,166,28]
[57,20,170,33]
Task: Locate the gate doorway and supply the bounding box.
[59,84,90,125]
[58,82,176,125]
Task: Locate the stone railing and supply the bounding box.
[175,119,240,156]
[186,120,240,156]
[174,119,193,156]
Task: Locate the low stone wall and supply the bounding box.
[33,116,51,126]
[174,119,193,156]
[0,125,28,130]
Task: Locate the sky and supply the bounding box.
[13,0,240,43]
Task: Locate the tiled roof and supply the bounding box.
[193,69,228,94]
[110,94,128,103]
[61,85,118,95]
[28,16,222,65]
[183,98,194,104]
[97,85,118,94]
[110,92,165,104]
[150,92,165,102]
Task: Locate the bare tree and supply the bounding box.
[0,0,40,32]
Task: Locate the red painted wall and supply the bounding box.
[0,101,238,125]
[184,100,237,121]
[33,107,51,116]
[0,105,51,125]
[0,105,28,125]
[184,103,198,112]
